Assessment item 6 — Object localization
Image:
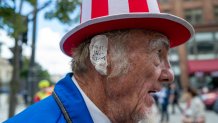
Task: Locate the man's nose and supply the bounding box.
[158,65,174,83]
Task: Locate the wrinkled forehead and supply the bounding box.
[123,29,170,50]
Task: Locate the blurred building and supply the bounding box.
[158,0,218,89]
[0,58,12,87]
[0,42,12,92]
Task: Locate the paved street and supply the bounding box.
[1,93,218,123]
[0,94,26,122]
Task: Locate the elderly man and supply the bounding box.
[5,0,194,123]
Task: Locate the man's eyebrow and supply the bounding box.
[149,38,170,51]
[162,39,170,50]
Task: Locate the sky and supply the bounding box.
[0,0,80,75]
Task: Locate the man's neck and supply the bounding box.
[74,71,108,114]
[74,72,140,123]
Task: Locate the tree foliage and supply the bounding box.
[0,0,80,39]
[20,57,51,81]
[44,0,80,24]
[0,1,27,39]
[0,0,80,117]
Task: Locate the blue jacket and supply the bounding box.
[4,73,94,123]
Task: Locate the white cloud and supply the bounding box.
[0,30,14,59]
[36,27,71,75]
[0,28,71,75]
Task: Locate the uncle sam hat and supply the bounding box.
[60,0,194,56]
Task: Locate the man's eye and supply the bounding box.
[156,49,163,62]
[157,49,162,56]
[153,49,162,66]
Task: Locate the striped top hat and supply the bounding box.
[60,0,194,57]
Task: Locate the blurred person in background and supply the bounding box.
[153,92,161,113]
[213,98,218,114]
[169,83,183,114]
[4,0,194,123]
[33,80,52,103]
[182,87,206,123]
[159,85,171,123]
[20,89,28,106]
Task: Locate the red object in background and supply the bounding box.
[34,96,40,103]
[201,90,218,109]
[188,59,218,74]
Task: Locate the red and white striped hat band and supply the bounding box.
[60,0,195,57]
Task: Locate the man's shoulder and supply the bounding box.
[4,96,65,123]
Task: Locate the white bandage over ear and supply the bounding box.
[89,35,108,75]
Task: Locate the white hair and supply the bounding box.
[71,29,169,77]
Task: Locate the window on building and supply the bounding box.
[214,6,218,22]
[215,32,218,57]
[187,38,196,55]
[195,32,213,42]
[187,32,217,59]
[215,32,218,40]
[187,43,195,55]
[195,33,214,54]
[185,8,203,24]
[196,42,214,54]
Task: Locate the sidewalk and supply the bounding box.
[153,103,218,123]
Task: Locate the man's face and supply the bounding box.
[106,30,174,122]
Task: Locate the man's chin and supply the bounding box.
[138,105,156,123]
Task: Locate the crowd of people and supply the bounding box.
[153,83,206,123]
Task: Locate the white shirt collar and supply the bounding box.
[72,76,111,123]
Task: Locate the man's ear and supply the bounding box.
[89,35,108,75]
[106,42,112,76]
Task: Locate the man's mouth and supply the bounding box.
[148,90,157,94]
[144,90,158,107]
[148,85,161,95]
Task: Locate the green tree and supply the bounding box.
[20,56,51,106]
[0,0,80,117]
[0,0,28,117]
[20,57,51,81]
